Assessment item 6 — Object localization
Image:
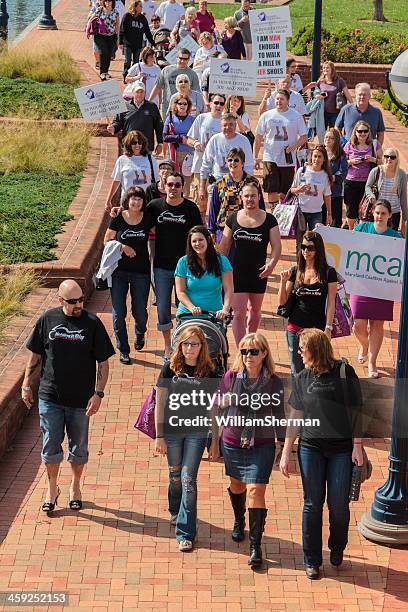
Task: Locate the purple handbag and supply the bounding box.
[331,283,353,339]
[134,387,156,439]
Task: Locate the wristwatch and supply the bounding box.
[94,390,105,398]
[325,324,333,331]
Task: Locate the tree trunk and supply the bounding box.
[373,0,386,21]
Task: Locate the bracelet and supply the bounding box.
[21,386,31,392]
[156,435,164,439]
[325,324,333,330]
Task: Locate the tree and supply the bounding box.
[373,0,387,21]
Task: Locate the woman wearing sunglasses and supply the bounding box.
[280,328,363,580]
[168,74,206,119]
[219,180,281,347]
[343,120,382,229]
[365,148,407,234]
[278,231,337,374]
[210,332,285,567]
[163,94,195,197]
[155,326,217,552]
[107,130,159,211]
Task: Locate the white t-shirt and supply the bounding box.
[200,133,254,180]
[127,62,161,106]
[290,73,303,93]
[116,0,125,21]
[156,1,185,30]
[193,44,225,83]
[187,113,222,173]
[112,154,160,192]
[266,90,307,115]
[142,0,157,22]
[292,167,331,213]
[255,108,307,167]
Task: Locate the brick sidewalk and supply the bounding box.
[1,1,408,610]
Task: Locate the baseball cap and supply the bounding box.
[159,160,176,170]
[131,80,145,92]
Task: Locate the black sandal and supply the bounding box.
[41,487,60,513]
[69,499,82,510]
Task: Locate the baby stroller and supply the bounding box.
[171,310,231,377]
[153,28,171,69]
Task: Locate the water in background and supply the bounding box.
[6,0,45,42]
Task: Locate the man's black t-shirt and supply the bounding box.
[26,307,115,408]
[109,211,154,273]
[147,197,202,270]
[288,361,362,454]
[288,266,338,330]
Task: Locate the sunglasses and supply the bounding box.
[177,102,188,106]
[240,348,260,356]
[213,101,224,106]
[301,244,316,252]
[60,296,84,305]
[356,129,369,134]
[178,80,189,83]
[178,56,189,61]
[227,157,241,163]
[167,182,182,188]
[384,154,397,160]
[132,140,142,145]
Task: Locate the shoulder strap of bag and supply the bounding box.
[147,154,156,183]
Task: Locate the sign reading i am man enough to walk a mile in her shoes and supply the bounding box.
[74,80,128,120]
[249,7,291,80]
[209,58,258,97]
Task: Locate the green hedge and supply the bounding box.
[374,89,408,128]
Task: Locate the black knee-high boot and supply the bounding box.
[248,507,268,567]
[227,487,246,542]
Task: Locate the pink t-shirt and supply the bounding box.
[193,11,215,33]
[344,141,380,182]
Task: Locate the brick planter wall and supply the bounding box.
[295,61,390,89]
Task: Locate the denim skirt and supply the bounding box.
[221,439,276,484]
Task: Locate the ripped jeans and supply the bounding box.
[165,434,207,542]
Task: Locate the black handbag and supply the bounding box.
[244,130,255,148]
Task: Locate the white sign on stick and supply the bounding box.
[253,33,286,81]
[74,80,128,120]
[316,226,405,302]
[165,35,200,66]
[249,6,293,37]
[209,58,257,98]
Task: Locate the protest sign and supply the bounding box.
[165,35,199,66]
[253,34,286,81]
[209,58,257,97]
[317,227,405,301]
[249,6,292,37]
[74,80,128,120]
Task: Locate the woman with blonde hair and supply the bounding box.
[193,31,225,83]
[365,147,407,233]
[316,61,352,128]
[343,120,382,229]
[280,328,364,579]
[163,93,195,196]
[210,332,285,567]
[155,326,217,552]
[221,16,246,60]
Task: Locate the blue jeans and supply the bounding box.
[123,46,141,78]
[110,269,150,354]
[303,211,323,231]
[39,399,89,465]
[165,434,207,541]
[286,330,304,374]
[154,267,178,332]
[298,445,353,568]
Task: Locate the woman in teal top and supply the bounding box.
[175,225,233,319]
[350,199,402,378]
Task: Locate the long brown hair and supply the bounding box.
[123,130,149,157]
[225,95,246,117]
[231,332,275,378]
[312,145,332,182]
[319,60,337,82]
[295,230,330,284]
[299,328,336,375]
[350,120,373,146]
[324,128,344,161]
[170,326,215,377]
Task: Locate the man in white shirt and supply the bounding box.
[186,93,226,213]
[142,0,157,23]
[156,0,185,31]
[254,89,307,209]
[200,112,254,211]
[258,74,307,117]
[149,48,200,115]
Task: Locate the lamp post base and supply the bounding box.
[359,512,408,545]
[38,17,57,29]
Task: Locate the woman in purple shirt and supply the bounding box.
[343,120,382,229]
[210,332,285,568]
[221,17,246,60]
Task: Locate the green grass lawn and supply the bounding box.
[209,0,408,37]
[0,173,81,263]
[0,77,81,120]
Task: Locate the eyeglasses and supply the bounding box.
[301,244,316,252]
[167,182,182,188]
[177,102,188,106]
[227,157,241,164]
[240,348,260,356]
[182,341,201,348]
[384,154,397,160]
[212,101,224,106]
[60,296,84,304]
[298,346,305,354]
[356,129,369,134]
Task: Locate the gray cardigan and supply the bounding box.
[365,166,407,220]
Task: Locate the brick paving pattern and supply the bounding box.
[1,0,407,610]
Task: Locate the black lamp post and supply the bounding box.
[311,0,322,82]
[38,0,57,29]
[0,0,9,42]
[359,50,408,543]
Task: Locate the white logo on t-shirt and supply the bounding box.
[121,229,146,239]
[157,211,186,224]
[49,324,85,342]
[233,229,263,243]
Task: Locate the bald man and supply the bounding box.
[22,280,115,512]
